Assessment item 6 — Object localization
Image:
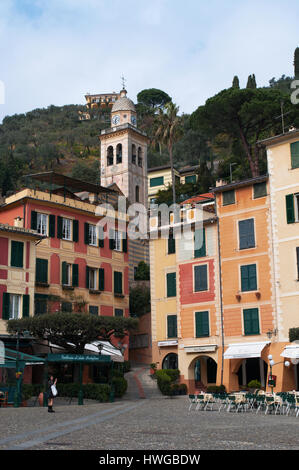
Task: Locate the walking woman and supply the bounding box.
[47,375,57,413]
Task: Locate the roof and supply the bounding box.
[24,171,117,195]
[0,222,44,239]
[148,164,179,173]
[181,193,214,205]
[179,165,200,174]
[257,128,299,147]
[111,96,136,113]
[211,175,268,193]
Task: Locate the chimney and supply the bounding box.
[14,216,24,228]
[216,179,227,187]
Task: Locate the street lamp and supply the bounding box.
[267,354,290,394]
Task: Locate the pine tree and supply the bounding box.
[246,74,257,89]
[232,76,240,89]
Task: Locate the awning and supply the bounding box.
[224,342,270,359]
[281,343,299,360]
[84,341,124,363]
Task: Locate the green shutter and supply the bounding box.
[49,215,56,237]
[36,258,48,284]
[109,229,116,250]
[99,268,105,291]
[168,233,176,254]
[185,175,196,184]
[243,308,260,335]
[115,308,123,317]
[22,294,30,318]
[57,216,63,239]
[84,223,89,244]
[86,266,90,288]
[194,265,208,292]
[286,194,295,224]
[122,233,127,253]
[11,241,24,268]
[239,219,255,249]
[291,141,299,169]
[72,264,79,287]
[62,261,68,285]
[241,264,257,292]
[2,292,10,320]
[166,272,176,297]
[167,315,177,338]
[253,182,267,199]
[195,311,209,337]
[297,247,299,280]
[194,228,206,258]
[31,211,37,230]
[223,190,235,206]
[150,176,164,187]
[73,220,79,242]
[114,271,123,294]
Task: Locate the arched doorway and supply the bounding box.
[162,353,178,370]
[191,356,218,389]
[237,358,268,388]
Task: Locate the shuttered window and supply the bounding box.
[243,308,260,335]
[168,232,176,254]
[195,311,209,337]
[241,264,257,291]
[194,264,208,292]
[99,268,105,291]
[62,261,71,286]
[285,194,296,224]
[223,190,235,206]
[115,309,124,317]
[194,228,206,258]
[114,271,123,295]
[167,315,177,338]
[185,175,196,184]
[73,220,79,242]
[291,141,299,169]
[72,264,79,287]
[36,258,48,284]
[166,272,176,297]
[150,176,164,187]
[296,247,299,280]
[238,219,255,249]
[23,294,30,318]
[11,241,24,268]
[89,306,98,316]
[253,182,267,199]
[34,294,48,316]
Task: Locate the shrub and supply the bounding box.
[56,383,111,402]
[206,385,226,394]
[123,361,131,373]
[247,380,261,389]
[111,377,127,398]
[156,371,173,396]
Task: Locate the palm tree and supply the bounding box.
[153,102,183,204]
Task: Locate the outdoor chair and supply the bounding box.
[203,393,215,411]
[188,394,197,411]
[285,394,296,416]
[226,395,238,412]
[295,396,299,418]
[255,394,266,414]
[244,393,256,412]
[264,395,276,415]
[195,394,206,411]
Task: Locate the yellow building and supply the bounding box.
[258,129,299,387]
[85,92,120,110]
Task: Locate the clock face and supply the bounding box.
[131,115,137,125]
[112,114,120,125]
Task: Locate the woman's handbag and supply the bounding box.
[51,384,58,397]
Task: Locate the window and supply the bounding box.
[107,146,113,166]
[150,176,164,187]
[132,144,136,165]
[223,190,235,206]
[62,301,72,312]
[115,308,124,317]
[62,262,71,286]
[185,175,196,184]
[194,228,206,258]
[241,264,257,291]
[89,224,97,246]
[36,213,48,235]
[243,308,260,335]
[291,141,299,169]
[135,185,140,203]
[116,144,122,164]
[89,268,97,290]
[89,305,99,316]
[238,218,255,250]
[36,258,48,284]
[9,294,21,320]
[166,272,176,297]
[109,229,122,251]
[296,247,299,280]
[195,311,209,337]
[194,264,208,292]
[286,193,299,223]
[62,218,72,240]
[114,271,123,295]
[138,147,142,167]
[10,241,24,268]
[167,315,177,338]
[34,294,48,315]
[253,182,267,199]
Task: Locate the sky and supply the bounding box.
[0,0,298,122]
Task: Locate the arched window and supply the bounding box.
[138,147,142,167]
[135,185,140,203]
[116,144,122,164]
[107,146,114,166]
[132,144,136,165]
[162,353,178,370]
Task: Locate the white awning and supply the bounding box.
[224,342,270,359]
[84,341,124,363]
[280,344,299,359]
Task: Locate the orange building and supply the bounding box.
[214,176,282,391]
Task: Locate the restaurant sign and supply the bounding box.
[47,353,112,363]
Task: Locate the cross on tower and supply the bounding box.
[121,74,126,90]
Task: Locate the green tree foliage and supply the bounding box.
[134,261,150,280]
[137,88,172,109]
[129,285,151,317]
[232,75,240,89]
[6,312,138,354]
[246,74,257,89]
[190,87,299,178]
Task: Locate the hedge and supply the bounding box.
[111,377,127,397]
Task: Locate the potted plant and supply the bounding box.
[149,363,157,376]
[247,379,261,393]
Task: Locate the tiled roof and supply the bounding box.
[181,193,214,205]
[0,223,44,238]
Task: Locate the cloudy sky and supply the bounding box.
[0,0,298,122]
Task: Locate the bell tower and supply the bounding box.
[99,88,148,207]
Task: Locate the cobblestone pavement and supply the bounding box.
[0,367,298,451]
